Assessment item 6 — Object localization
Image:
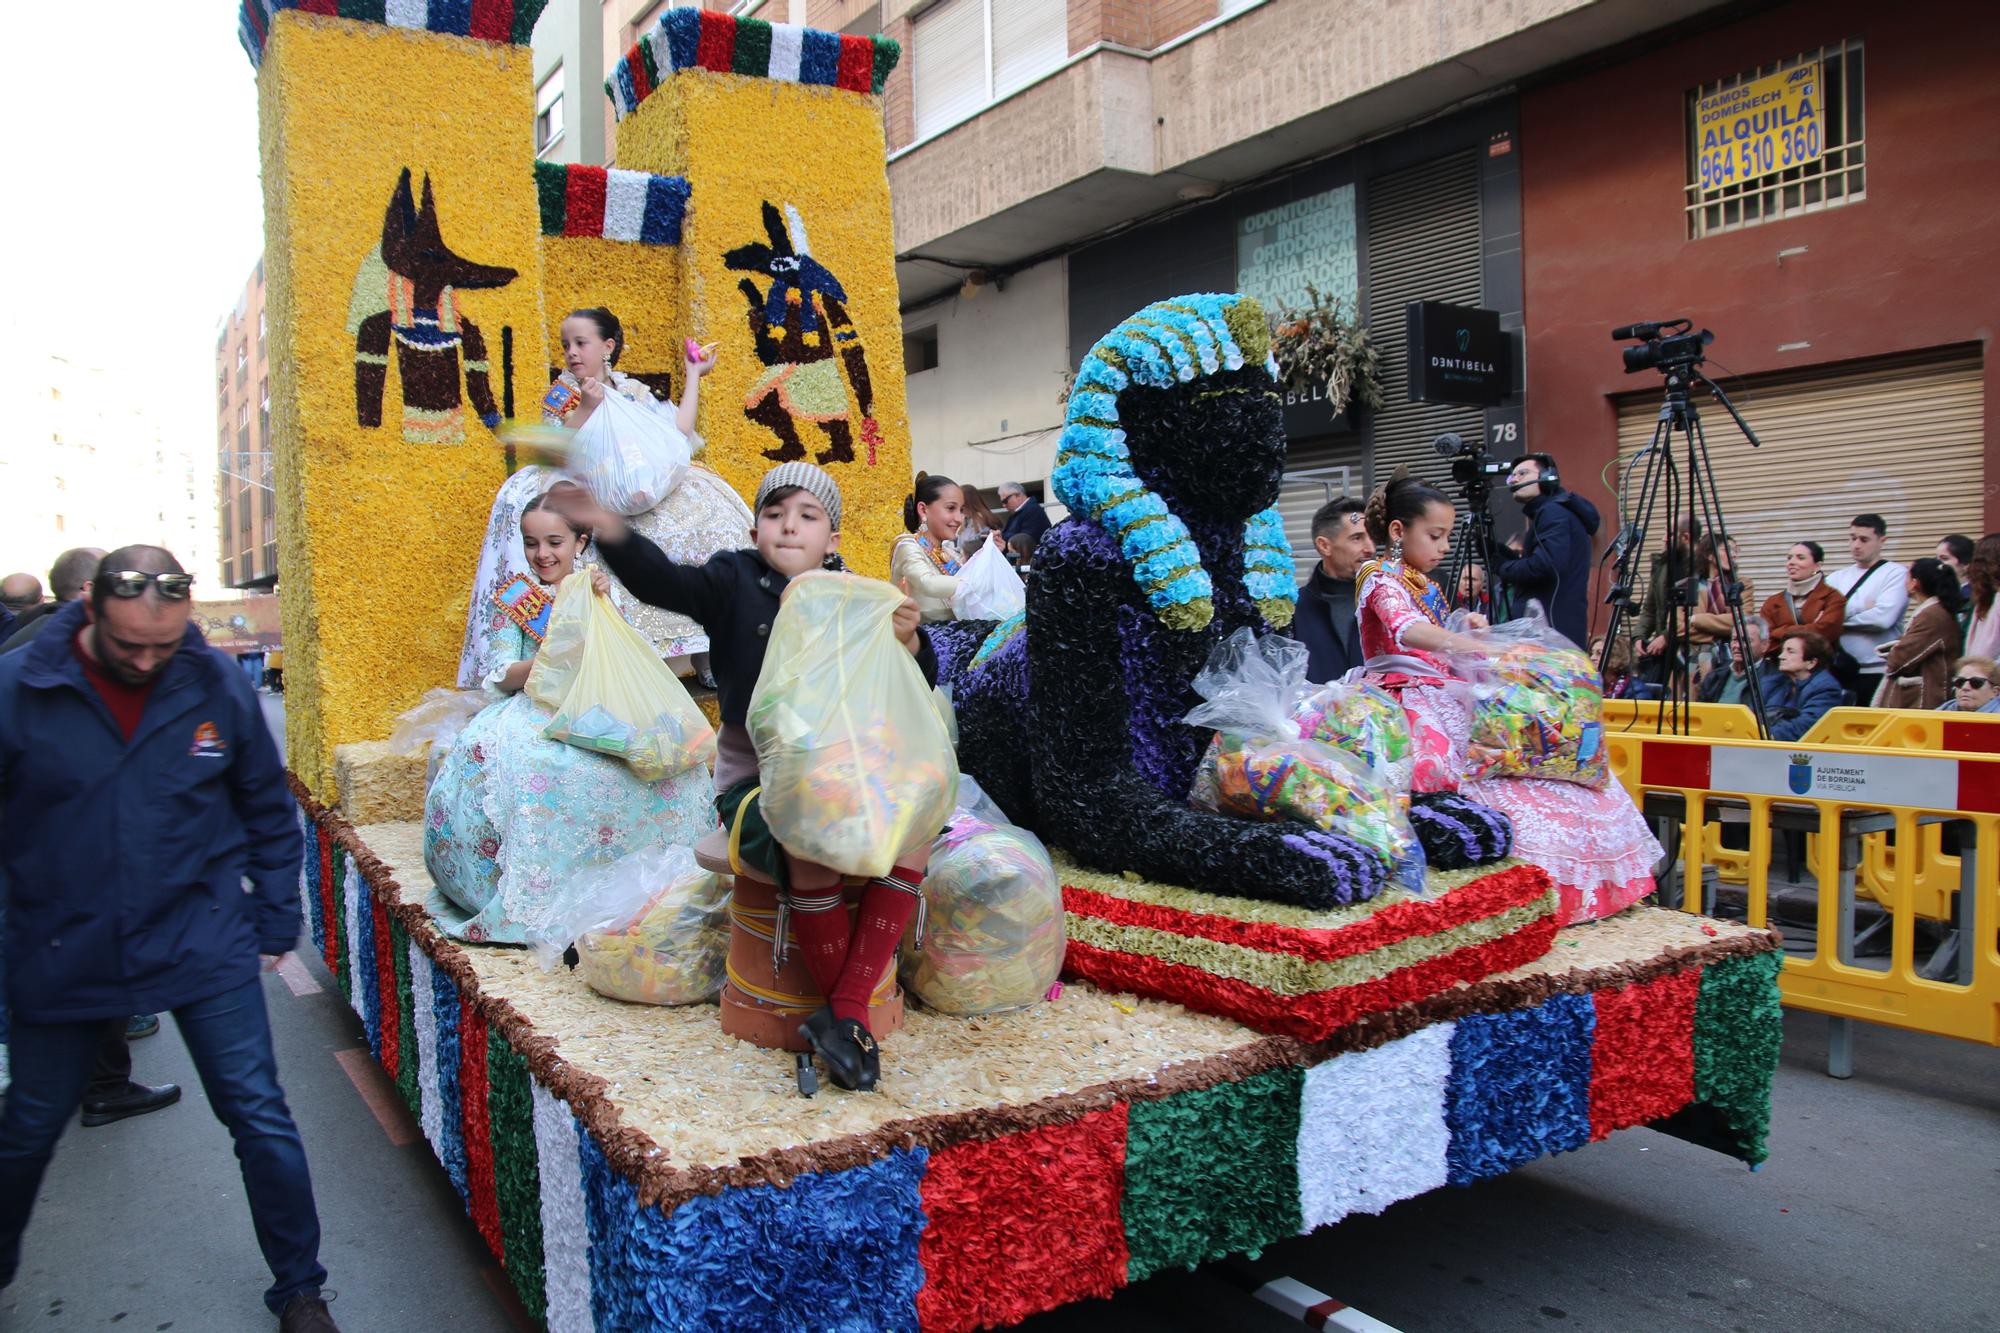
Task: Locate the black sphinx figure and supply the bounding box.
[937,294,1509,910]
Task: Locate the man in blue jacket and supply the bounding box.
[1495,452,1601,648]
[0,548,338,1332]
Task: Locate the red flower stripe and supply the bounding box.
[1587,965,1700,1141]
[835,33,876,91]
[628,42,653,102]
[318,827,338,974]
[562,166,607,238]
[1061,863,1552,964]
[373,897,399,1078]
[468,0,514,42]
[917,1106,1130,1333]
[460,999,504,1262]
[1063,919,1562,1041]
[697,12,737,72]
[298,0,337,14]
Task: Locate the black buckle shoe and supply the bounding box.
[80,1081,181,1127]
[797,1008,876,1092]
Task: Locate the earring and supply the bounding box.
[1389,538,1404,562]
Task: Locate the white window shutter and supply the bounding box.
[991,0,1067,98]
[913,0,989,139]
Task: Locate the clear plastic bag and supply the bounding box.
[389,687,488,785]
[747,572,960,877]
[901,809,1065,1015]
[514,844,709,972]
[951,539,1026,621]
[574,851,730,1006]
[1289,677,1417,795]
[526,573,717,781]
[1443,603,1608,787]
[566,389,690,516]
[1185,629,1424,890]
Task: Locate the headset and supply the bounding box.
[1513,452,1561,496]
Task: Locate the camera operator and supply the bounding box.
[1494,452,1600,647]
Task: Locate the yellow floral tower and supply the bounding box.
[244,2,905,797]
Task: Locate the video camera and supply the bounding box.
[1432,431,1510,489]
[1615,318,1715,374]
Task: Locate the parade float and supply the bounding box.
[242,4,1782,1328]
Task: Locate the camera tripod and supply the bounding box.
[1598,364,1770,737]
[1439,483,1505,621]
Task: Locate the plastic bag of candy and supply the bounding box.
[901,806,1065,1015]
[1443,603,1608,787]
[1185,629,1424,890]
[747,572,960,877]
[1289,677,1416,794]
[574,851,730,1006]
[515,843,720,982]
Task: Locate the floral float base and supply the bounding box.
[296,782,1783,1333]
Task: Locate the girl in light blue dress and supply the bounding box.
[425,486,716,943]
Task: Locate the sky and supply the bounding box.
[3,4,265,489]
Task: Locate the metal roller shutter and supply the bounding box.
[1364,151,1485,491]
[1613,346,1985,612]
[1279,437,1366,581]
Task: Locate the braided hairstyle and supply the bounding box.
[1363,471,1450,548]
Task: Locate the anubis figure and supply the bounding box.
[348,168,517,444]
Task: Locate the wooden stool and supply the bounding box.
[692,829,905,1056]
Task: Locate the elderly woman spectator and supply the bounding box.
[1759,540,1845,663]
[1877,557,1964,709]
[1936,656,2000,714]
[1766,630,1842,742]
[1698,617,1771,707]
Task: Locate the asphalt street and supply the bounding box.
[2,950,1993,1332]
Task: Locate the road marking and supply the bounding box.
[275,953,322,997]
[333,1048,419,1147]
[1253,1277,1404,1332]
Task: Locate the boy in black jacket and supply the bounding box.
[553,462,937,1092]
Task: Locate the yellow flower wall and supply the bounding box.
[539,235,686,411]
[259,13,547,798]
[615,73,911,579]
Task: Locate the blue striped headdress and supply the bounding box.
[1052,293,1295,632]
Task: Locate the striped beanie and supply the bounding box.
[754,461,843,532]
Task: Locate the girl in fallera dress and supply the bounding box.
[425,486,716,943]
[1357,473,1663,924]
[458,307,753,686]
[890,473,967,622]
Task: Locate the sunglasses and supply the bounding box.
[1951,677,1993,690]
[104,571,195,601]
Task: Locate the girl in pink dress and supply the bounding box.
[1359,474,1662,923]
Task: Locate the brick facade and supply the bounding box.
[1069,0,1216,53]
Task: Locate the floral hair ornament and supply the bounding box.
[1051,293,1295,632]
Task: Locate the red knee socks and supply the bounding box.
[827,868,923,1028]
[785,890,852,1005]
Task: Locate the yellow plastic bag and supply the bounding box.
[526,573,717,781]
[747,572,959,877]
[576,852,729,1006]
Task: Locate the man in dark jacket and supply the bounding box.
[1495,452,1601,648]
[1,548,103,656]
[1292,497,1372,683]
[998,481,1051,558]
[0,547,339,1332]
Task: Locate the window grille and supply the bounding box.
[1685,40,1864,239]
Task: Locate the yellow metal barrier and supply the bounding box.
[1606,731,2000,1064]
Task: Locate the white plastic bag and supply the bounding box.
[515,844,710,973]
[951,539,1026,621]
[1185,629,1424,891]
[747,572,960,876]
[566,390,690,516]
